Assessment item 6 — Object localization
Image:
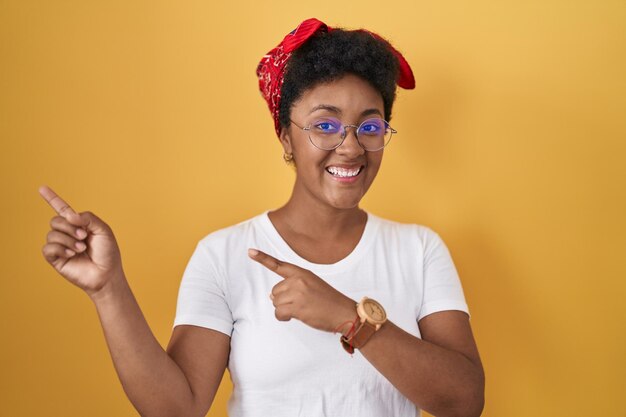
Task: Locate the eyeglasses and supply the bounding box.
[290,117,397,152]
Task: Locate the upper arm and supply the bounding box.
[166,325,231,416]
[418,311,484,377]
[168,239,233,414]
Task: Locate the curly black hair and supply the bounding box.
[278,28,400,133]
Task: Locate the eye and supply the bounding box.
[359,119,385,135]
[312,119,341,134]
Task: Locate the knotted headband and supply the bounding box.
[256,18,416,138]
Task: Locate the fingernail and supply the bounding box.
[76,229,87,239]
[65,249,75,256]
[75,242,86,251]
[248,249,259,257]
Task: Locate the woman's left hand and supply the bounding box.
[248,248,357,334]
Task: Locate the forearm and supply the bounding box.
[358,321,484,417]
[90,273,198,417]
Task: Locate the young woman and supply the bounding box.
[40,18,484,417]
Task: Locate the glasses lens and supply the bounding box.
[308,117,344,150]
[357,118,392,151]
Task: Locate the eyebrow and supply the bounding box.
[308,104,383,118]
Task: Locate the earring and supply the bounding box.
[283,152,294,163]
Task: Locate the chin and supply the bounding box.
[325,193,364,210]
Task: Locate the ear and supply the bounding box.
[279,126,293,154]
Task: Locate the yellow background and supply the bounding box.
[1,1,625,416]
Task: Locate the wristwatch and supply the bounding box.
[340,296,387,354]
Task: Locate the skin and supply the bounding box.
[39,73,484,417]
[252,74,485,415]
[268,74,383,264]
[39,185,228,417]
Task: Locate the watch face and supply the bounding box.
[361,299,386,323]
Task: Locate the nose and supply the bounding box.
[336,126,365,157]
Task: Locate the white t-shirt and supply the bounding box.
[173,210,469,417]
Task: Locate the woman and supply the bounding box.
[40,18,484,417]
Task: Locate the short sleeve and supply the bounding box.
[417,229,470,322]
[173,241,234,337]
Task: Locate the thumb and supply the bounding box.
[67,211,110,234]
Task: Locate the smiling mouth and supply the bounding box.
[325,165,365,178]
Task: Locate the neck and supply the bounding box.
[272,179,366,240]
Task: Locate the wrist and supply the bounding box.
[340,297,388,354]
[333,298,359,336]
[88,270,129,305]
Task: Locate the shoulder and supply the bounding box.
[183,212,267,278]
[194,212,265,254]
[367,211,441,243]
[366,212,453,263]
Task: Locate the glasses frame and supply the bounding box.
[289,117,397,152]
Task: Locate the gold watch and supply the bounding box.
[340,297,387,354]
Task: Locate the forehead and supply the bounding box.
[293,74,384,116]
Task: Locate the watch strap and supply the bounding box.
[340,320,377,353]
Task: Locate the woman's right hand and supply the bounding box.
[39,185,125,299]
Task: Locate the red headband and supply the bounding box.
[256,18,415,138]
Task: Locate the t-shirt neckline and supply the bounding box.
[255,209,379,274]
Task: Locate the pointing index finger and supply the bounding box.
[38,185,76,218]
[248,248,295,279]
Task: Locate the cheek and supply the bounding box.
[367,155,383,175]
[364,166,380,185]
[293,147,329,172]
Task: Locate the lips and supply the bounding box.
[324,164,365,181]
[325,165,363,177]
[326,165,365,178]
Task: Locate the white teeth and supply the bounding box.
[326,166,361,177]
